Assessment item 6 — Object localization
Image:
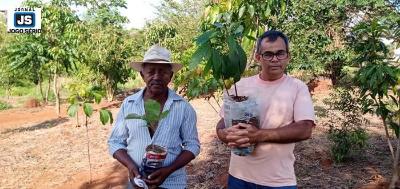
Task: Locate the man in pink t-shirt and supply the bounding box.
[216,30,315,189]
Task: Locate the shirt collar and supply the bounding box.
[127,88,183,104]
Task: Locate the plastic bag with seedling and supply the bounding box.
[125,99,169,178]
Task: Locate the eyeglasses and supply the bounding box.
[261,50,289,61]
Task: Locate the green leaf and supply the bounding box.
[125,113,144,120]
[238,6,246,18]
[280,0,287,15]
[248,5,255,17]
[68,94,78,104]
[204,58,213,74]
[227,36,241,81]
[264,6,271,17]
[144,99,161,124]
[108,110,113,124]
[234,25,244,35]
[237,43,247,76]
[99,109,110,125]
[93,92,102,104]
[195,30,216,45]
[211,49,223,80]
[190,43,211,69]
[67,103,78,117]
[83,103,93,117]
[160,110,170,119]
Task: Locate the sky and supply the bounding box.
[0,0,160,29]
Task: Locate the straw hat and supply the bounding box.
[130,45,183,72]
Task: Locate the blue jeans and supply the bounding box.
[228,175,297,189]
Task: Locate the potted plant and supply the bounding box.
[125,99,170,176]
[190,21,260,156]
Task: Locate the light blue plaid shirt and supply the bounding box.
[108,88,200,189]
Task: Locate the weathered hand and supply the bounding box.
[128,164,141,179]
[143,167,173,187]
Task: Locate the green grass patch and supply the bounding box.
[0,101,12,110]
[118,78,144,91]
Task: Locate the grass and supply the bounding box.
[0,81,58,108]
[117,77,144,91]
[0,100,12,110]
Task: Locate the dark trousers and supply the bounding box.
[228,175,297,189]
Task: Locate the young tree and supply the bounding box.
[351,16,400,188]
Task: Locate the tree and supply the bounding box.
[6,34,50,101]
[351,16,400,188]
[66,81,113,183]
[190,0,288,96]
[0,15,21,98]
[7,0,84,116]
[79,0,133,101]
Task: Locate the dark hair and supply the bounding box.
[256,30,289,53]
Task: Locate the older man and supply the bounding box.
[216,30,315,188]
[108,45,200,189]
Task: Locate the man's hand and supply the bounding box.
[225,125,250,147]
[144,167,173,188]
[238,123,260,144]
[127,164,140,179]
[226,123,260,147]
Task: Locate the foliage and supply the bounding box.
[66,80,113,183]
[125,99,169,131]
[328,126,368,163]
[324,88,369,162]
[144,0,212,100]
[349,10,400,187]
[66,82,113,125]
[351,18,399,132]
[188,0,288,97]
[79,24,133,101]
[0,101,12,111]
[78,0,133,101]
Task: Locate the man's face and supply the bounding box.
[140,63,173,95]
[255,37,290,78]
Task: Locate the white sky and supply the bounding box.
[0,0,159,29]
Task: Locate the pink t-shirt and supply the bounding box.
[221,74,315,187]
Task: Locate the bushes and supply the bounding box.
[323,88,369,162]
[328,125,368,162]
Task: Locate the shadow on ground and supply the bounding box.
[1,117,69,134]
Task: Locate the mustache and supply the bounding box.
[150,80,163,85]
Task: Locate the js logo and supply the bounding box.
[7,8,41,33]
[14,12,35,27]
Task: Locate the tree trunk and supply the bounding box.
[45,75,51,103]
[106,86,114,102]
[53,68,61,117]
[383,115,395,160]
[85,115,92,183]
[5,85,10,99]
[390,137,400,188]
[76,107,79,127]
[105,78,114,102]
[391,96,400,188]
[38,75,45,102]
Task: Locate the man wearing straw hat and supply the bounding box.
[108,45,200,189]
